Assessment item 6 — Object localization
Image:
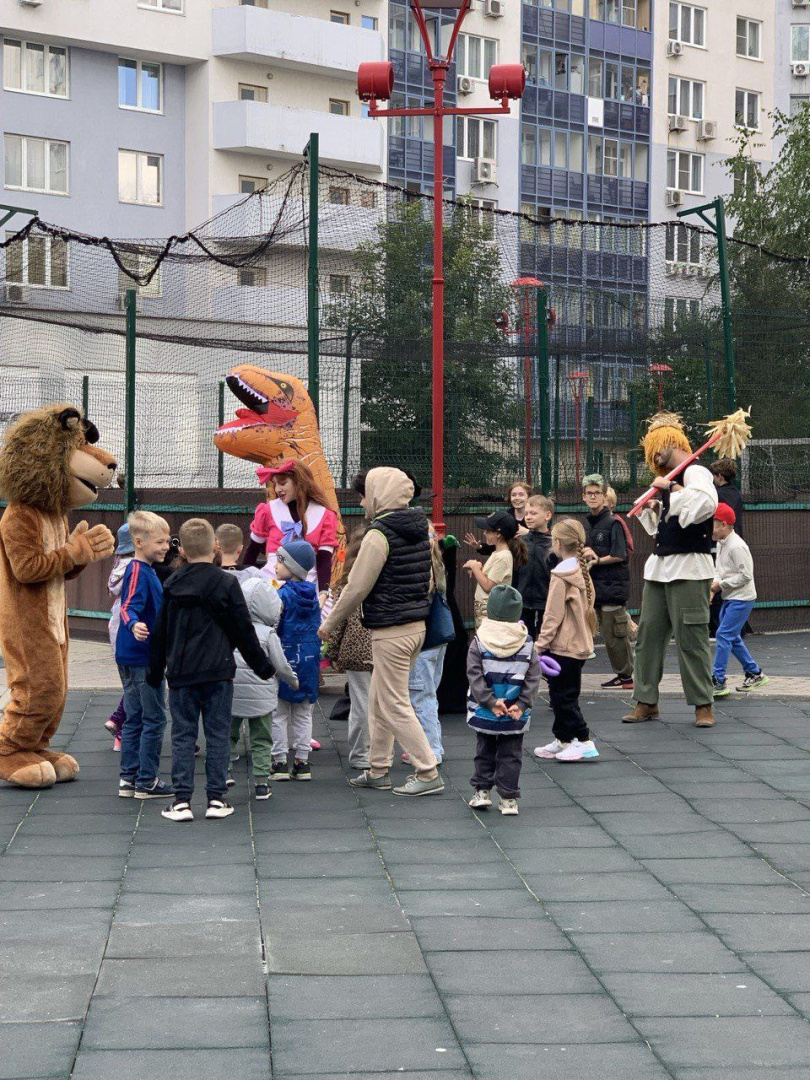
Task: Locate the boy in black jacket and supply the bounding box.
[148,518,275,822]
[516,495,555,638]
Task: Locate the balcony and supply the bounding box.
[212,5,383,80]
[213,101,385,173]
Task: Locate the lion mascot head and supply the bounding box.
[0,404,117,513]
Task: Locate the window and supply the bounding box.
[523,44,538,82]
[605,62,619,101]
[118,252,161,298]
[330,11,349,23]
[570,54,585,95]
[458,117,496,160]
[239,83,267,103]
[667,149,703,193]
[457,35,498,80]
[239,175,268,194]
[588,136,640,178]
[665,222,701,265]
[118,150,162,205]
[636,66,650,106]
[140,0,183,10]
[119,58,162,112]
[329,186,350,205]
[736,18,761,60]
[238,267,267,287]
[669,2,705,46]
[635,144,648,180]
[588,57,603,98]
[4,135,69,195]
[791,95,810,116]
[389,10,406,50]
[5,232,68,288]
[665,297,699,329]
[521,127,537,166]
[735,89,760,130]
[240,0,269,7]
[555,53,568,91]
[360,190,377,208]
[590,0,647,26]
[329,99,349,116]
[733,160,758,198]
[329,274,350,294]
[668,77,704,119]
[792,26,810,63]
[603,138,618,176]
[3,40,68,98]
[361,15,378,30]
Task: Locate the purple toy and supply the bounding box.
[539,655,561,679]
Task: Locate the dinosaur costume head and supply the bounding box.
[213,365,338,513]
[641,411,692,476]
[0,404,117,513]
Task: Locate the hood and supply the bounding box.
[587,507,611,526]
[365,467,414,519]
[108,556,131,592]
[551,556,587,592]
[477,617,530,658]
[163,562,224,606]
[241,576,281,628]
[280,579,321,616]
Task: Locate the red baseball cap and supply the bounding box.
[714,503,736,525]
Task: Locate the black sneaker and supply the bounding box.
[254,782,272,801]
[205,798,235,819]
[291,759,311,781]
[600,676,627,689]
[118,778,136,798]
[270,760,290,782]
[134,778,175,800]
[161,799,194,822]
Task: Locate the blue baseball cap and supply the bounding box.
[115,523,134,556]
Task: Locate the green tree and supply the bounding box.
[324,198,523,489]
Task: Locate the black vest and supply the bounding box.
[654,469,713,557]
[585,508,630,606]
[361,509,431,630]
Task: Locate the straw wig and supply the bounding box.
[641,412,692,475]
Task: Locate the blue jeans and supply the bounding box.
[169,681,234,801]
[408,644,446,763]
[713,600,759,681]
[118,665,167,789]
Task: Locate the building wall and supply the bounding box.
[775,0,810,121]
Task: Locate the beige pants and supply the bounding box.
[368,626,438,781]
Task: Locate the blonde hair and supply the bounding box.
[215,523,243,555]
[527,494,555,514]
[128,510,169,540]
[179,518,215,559]
[551,518,598,634]
[605,486,617,510]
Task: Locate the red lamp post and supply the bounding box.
[649,363,674,411]
[358,0,525,534]
[511,276,543,487]
[568,370,589,486]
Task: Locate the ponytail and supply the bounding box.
[507,534,529,569]
[551,518,598,635]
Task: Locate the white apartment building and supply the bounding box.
[776,0,810,117]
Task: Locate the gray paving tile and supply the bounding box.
[70,1048,271,1080]
[93,956,265,996]
[256,851,384,879]
[675,883,810,914]
[616,832,752,860]
[0,973,96,1023]
[507,847,641,874]
[740,952,810,993]
[465,1041,672,1080]
[0,1020,81,1079]
[267,974,442,1020]
[571,932,746,973]
[426,950,596,994]
[106,920,261,959]
[641,857,783,885]
[259,900,410,936]
[122,864,257,893]
[252,828,376,854]
[260,876,394,907]
[547,900,704,933]
[81,996,267,1050]
[374,838,506,865]
[0,881,119,911]
[114,892,258,923]
[601,972,794,1016]
[266,931,427,975]
[410,915,570,952]
[497,826,617,850]
[397,889,541,918]
[634,1016,810,1068]
[0,854,124,881]
[445,993,634,1043]
[702,913,810,951]
[594,814,717,836]
[524,871,673,903]
[387,862,511,891]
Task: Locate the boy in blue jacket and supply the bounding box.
[271,539,321,782]
[116,511,173,800]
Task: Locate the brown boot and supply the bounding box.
[622,703,660,724]
[695,705,715,728]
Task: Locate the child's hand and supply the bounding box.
[316,626,327,641]
[710,581,720,595]
[464,532,481,549]
[492,698,507,717]
[132,622,149,642]
[463,559,482,574]
[506,704,523,720]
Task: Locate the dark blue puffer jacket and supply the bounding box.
[277,579,321,703]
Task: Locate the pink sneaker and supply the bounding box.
[113,736,122,752]
[401,752,411,764]
[104,719,118,734]
[310,739,321,752]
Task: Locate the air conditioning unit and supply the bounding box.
[792,62,810,77]
[668,114,688,132]
[117,291,143,313]
[457,75,474,96]
[19,0,44,6]
[666,40,684,57]
[3,283,31,304]
[793,0,809,8]
[474,157,497,184]
[665,188,684,207]
[696,119,718,141]
[484,0,504,17]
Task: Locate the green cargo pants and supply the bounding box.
[231,714,274,778]
[633,578,714,708]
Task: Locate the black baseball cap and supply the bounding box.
[475,510,518,540]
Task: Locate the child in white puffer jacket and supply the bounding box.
[105,523,135,750]
[230,576,298,800]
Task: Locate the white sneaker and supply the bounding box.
[534,739,569,760]
[205,798,235,819]
[556,739,600,762]
[469,789,492,810]
[499,797,519,816]
[161,799,194,822]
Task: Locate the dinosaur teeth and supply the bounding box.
[235,376,268,404]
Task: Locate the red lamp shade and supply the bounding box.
[357,62,395,102]
[489,64,526,101]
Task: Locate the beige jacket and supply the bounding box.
[535,557,594,660]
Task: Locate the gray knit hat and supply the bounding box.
[487,584,523,623]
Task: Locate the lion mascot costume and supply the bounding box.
[0,405,116,788]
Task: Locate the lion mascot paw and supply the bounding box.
[0,406,116,788]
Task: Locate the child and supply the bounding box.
[215,523,261,581]
[581,474,634,690]
[272,539,322,782]
[467,585,541,816]
[464,510,528,628]
[533,519,600,763]
[325,529,374,772]
[106,522,135,751]
[148,518,276,822]
[516,494,554,639]
[230,577,299,799]
[116,511,172,799]
[606,486,638,641]
[711,503,768,696]
[407,530,449,766]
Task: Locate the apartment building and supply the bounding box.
[776,0,810,117]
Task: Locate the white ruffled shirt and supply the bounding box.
[638,464,718,583]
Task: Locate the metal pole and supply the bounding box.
[522,291,532,486]
[537,288,551,495]
[340,325,354,489]
[586,394,594,473]
[124,289,137,515]
[629,386,638,489]
[574,388,581,488]
[704,331,715,422]
[217,380,225,489]
[81,374,89,419]
[306,132,320,419]
[714,198,737,413]
[553,359,560,492]
[430,66,447,536]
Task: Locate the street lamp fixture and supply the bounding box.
[649,363,674,411]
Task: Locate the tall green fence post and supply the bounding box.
[628,386,637,488]
[217,380,225,489]
[537,289,552,495]
[704,332,715,421]
[125,289,137,515]
[81,374,89,419]
[340,326,354,489]
[305,133,320,419]
[585,395,594,474]
[553,358,561,492]
[714,199,737,413]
